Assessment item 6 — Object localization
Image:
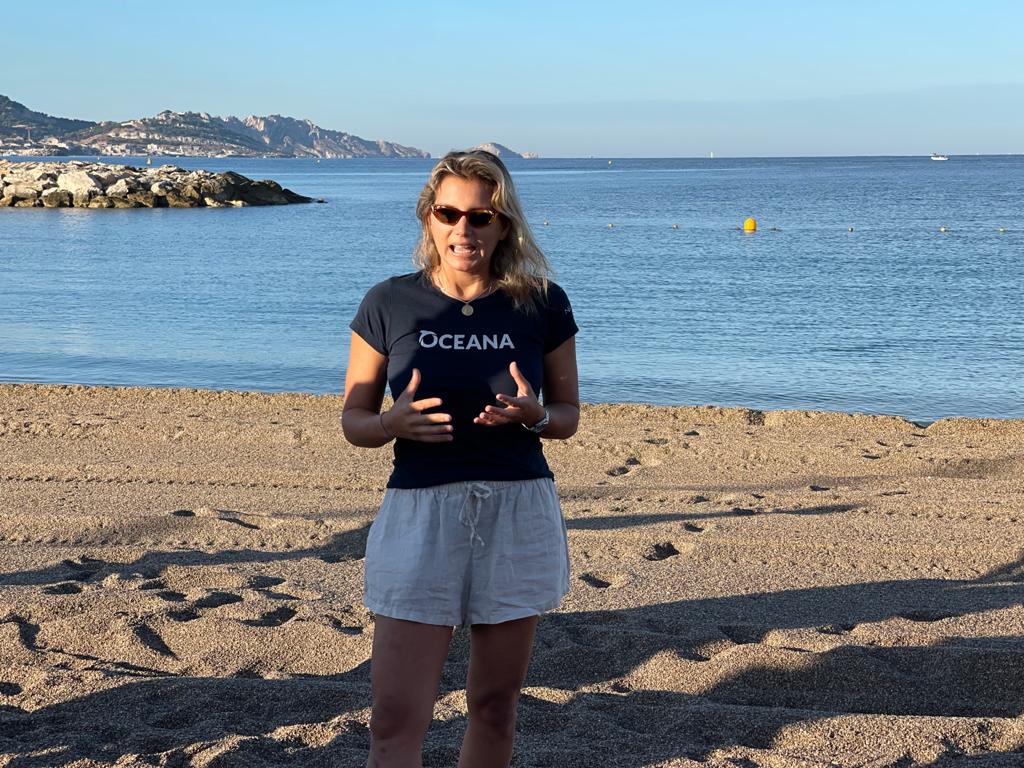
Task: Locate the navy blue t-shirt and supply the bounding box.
[350,271,578,488]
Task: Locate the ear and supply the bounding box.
[498,215,511,241]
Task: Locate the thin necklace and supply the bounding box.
[435,274,495,317]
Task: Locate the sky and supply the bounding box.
[3,0,1023,157]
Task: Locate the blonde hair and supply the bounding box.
[414,149,552,311]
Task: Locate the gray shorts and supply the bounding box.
[364,477,570,627]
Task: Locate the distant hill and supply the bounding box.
[0,95,95,140]
[0,95,429,158]
[473,142,537,159]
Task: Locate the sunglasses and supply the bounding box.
[430,204,501,228]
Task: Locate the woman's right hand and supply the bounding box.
[381,368,453,442]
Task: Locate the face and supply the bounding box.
[428,175,509,277]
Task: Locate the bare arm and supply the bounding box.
[341,331,453,448]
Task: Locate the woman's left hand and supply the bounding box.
[475,361,546,428]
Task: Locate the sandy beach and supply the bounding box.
[2,382,1024,767]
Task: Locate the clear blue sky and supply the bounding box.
[5,1,1022,157]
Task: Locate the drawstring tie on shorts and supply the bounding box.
[458,482,493,548]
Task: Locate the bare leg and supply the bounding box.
[367,616,454,768]
[457,615,539,768]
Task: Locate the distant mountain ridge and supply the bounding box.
[0,95,428,158]
[0,95,95,140]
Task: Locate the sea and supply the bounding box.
[2,155,1022,423]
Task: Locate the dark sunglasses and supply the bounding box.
[430,204,501,228]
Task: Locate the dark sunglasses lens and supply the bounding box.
[432,206,461,225]
[467,210,496,227]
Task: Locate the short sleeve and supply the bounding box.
[542,282,578,353]
[349,279,391,356]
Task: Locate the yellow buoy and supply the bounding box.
[743,217,757,232]
[848,227,854,232]
[607,223,614,228]
[998,227,1005,233]
[543,220,549,226]
[939,226,947,233]
[671,223,679,229]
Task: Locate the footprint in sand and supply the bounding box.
[242,606,297,627]
[133,623,176,658]
[643,542,681,561]
[719,624,769,644]
[43,582,84,595]
[606,457,641,477]
[327,616,365,635]
[194,591,243,610]
[168,590,243,622]
[682,522,704,533]
[899,610,955,622]
[157,590,186,602]
[578,571,629,589]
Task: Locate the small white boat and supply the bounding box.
[930,153,949,161]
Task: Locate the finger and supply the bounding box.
[420,412,453,424]
[415,433,455,443]
[409,397,444,412]
[480,408,516,423]
[414,423,454,435]
[495,393,529,408]
[400,368,421,401]
[509,361,534,395]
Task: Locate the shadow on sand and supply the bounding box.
[2,528,1024,765]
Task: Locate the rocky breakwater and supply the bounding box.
[0,160,315,208]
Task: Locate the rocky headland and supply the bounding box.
[1,95,428,159]
[0,160,315,208]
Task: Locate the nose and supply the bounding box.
[452,214,471,233]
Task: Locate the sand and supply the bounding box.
[2,383,1024,767]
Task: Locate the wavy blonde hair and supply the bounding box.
[414,149,552,311]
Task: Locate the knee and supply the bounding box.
[370,695,428,743]
[468,689,520,735]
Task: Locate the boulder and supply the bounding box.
[5,184,41,202]
[13,198,39,207]
[41,188,72,207]
[109,196,137,209]
[200,175,235,202]
[57,170,103,197]
[106,178,133,197]
[72,190,93,207]
[163,190,192,207]
[150,181,173,196]
[127,190,157,208]
[87,195,114,209]
[26,168,57,183]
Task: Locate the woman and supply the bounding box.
[342,149,579,767]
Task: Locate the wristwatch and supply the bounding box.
[523,407,550,434]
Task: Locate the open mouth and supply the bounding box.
[450,244,477,255]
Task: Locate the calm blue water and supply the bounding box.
[2,155,1022,422]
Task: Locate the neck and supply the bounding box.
[434,267,493,301]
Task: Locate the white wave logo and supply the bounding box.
[418,330,515,350]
